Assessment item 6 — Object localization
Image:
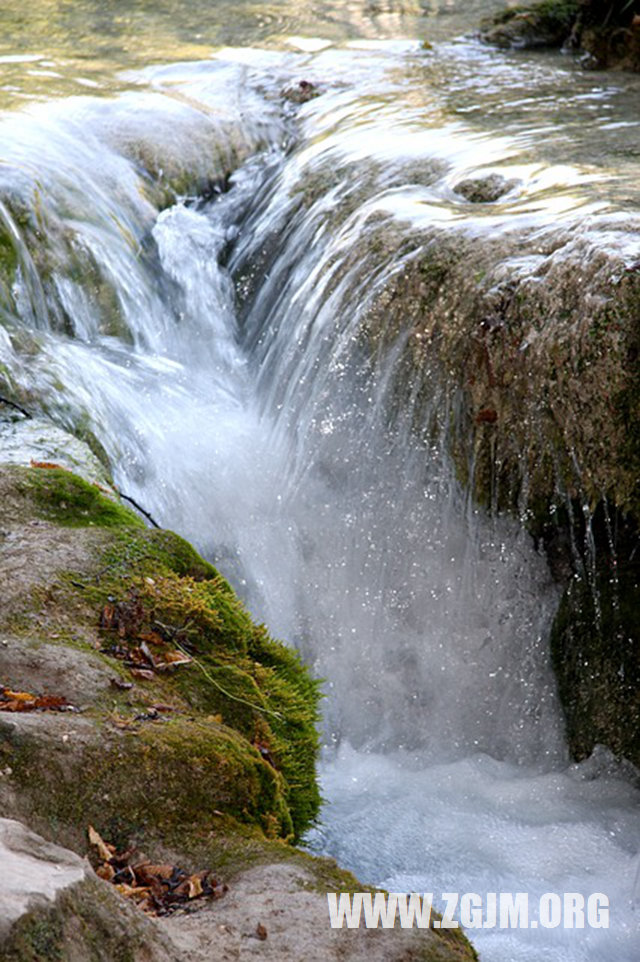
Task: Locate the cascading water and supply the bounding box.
[0,13,639,962]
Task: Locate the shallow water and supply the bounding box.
[0,2,639,960]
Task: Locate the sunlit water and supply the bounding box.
[0,3,639,960]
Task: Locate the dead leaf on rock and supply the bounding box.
[0,686,71,713]
[256,922,268,941]
[129,669,155,681]
[87,828,228,916]
[88,825,115,863]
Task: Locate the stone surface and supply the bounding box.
[0,817,87,940]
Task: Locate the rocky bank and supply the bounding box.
[0,412,477,962]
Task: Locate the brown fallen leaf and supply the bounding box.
[88,825,115,863]
[256,922,268,941]
[116,883,152,899]
[30,460,64,470]
[0,687,70,713]
[88,828,227,916]
[1,688,36,702]
[100,603,117,630]
[129,668,155,681]
[138,631,165,647]
[172,874,204,899]
[156,650,192,669]
[137,863,176,882]
[34,695,68,710]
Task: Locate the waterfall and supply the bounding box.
[1,41,639,962]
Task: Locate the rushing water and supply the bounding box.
[1,3,640,960]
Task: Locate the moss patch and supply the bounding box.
[18,467,144,529]
[480,0,640,69]
[480,0,579,49]
[551,561,640,766]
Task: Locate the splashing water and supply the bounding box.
[0,25,639,962]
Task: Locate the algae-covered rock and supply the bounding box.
[480,0,579,49]
[480,0,640,70]
[551,557,640,766]
[323,207,639,767]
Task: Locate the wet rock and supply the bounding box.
[454,174,518,204]
[479,0,640,70]
[282,80,319,104]
[479,1,579,49]
[551,556,640,768]
[0,411,113,489]
[0,463,477,962]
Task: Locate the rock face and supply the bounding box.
[0,421,478,962]
[0,818,177,961]
[330,206,640,768]
[0,818,87,939]
[480,0,640,71]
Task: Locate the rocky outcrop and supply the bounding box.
[0,818,177,962]
[331,208,640,768]
[0,417,478,962]
[480,0,640,71]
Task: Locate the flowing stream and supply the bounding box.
[1,2,640,960]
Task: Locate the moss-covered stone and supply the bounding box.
[17,466,144,529]
[480,0,640,70]
[480,0,580,49]
[551,545,640,766]
[6,715,294,844]
[0,464,320,844]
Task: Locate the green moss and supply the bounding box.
[4,910,64,962]
[8,714,293,842]
[3,882,158,962]
[16,467,144,529]
[551,564,640,766]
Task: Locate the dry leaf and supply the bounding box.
[2,689,36,702]
[88,825,114,863]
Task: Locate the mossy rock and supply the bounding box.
[480,0,640,70]
[551,561,640,766]
[3,874,176,962]
[0,464,320,847]
[479,0,579,49]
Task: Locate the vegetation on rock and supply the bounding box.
[481,0,640,69]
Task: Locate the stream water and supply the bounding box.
[1,2,639,960]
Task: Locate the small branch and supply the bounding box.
[115,489,161,529]
[0,395,32,419]
[174,640,283,721]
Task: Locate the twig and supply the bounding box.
[174,640,283,721]
[115,489,161,529]
[0,395,31,419]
